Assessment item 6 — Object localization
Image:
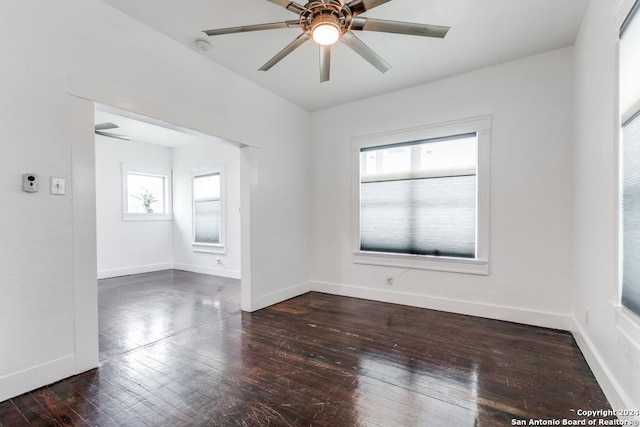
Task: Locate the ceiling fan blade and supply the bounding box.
[259,33,311,71]
[341,31,391,73]
[203,20,299,36]
[95,130,131,141]
[347,0,392,15]
[319,45,331,83]
[94,122,119,131]
[266,0,306,14]
[351,17,450,38]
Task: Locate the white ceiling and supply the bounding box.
[95,106,223,147]
[101,0,588,112]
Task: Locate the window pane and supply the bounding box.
[194,173,220,201]
[419,136,477,176]
[360,133,477,258]
[622,112,640,316]
[361,134,476,182]
[194,200,220,244]
[193,173,222,245]
[127,173,165,213]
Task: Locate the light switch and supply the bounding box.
[50,177,66,195]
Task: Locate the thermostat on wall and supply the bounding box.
[22,173,38,193]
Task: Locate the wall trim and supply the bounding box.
[68,74,260,149]
[0,354,77,403]
[97,263,174,279]
[251,281,312,312]
[572,319,633,413]
[98,263,241,280]
[309,280,573,331]
[173,262,241,280]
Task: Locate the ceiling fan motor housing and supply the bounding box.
[300,1,353,37]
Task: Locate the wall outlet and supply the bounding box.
[386,275,393,286]
[585,309,590,327]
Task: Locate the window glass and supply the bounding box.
[359,134,477,259]
[126,173,166,214]
[620,1,640,318]
[193,173,221,246]
[622,113,640,316]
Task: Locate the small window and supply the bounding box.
[352,116,491,275]
[192,170,225,253]
[122,164,172,221]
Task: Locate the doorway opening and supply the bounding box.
[93,103,243,363]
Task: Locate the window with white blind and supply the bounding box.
[192,170,225,253]
[352,116,491,275]
[620,0,640,318]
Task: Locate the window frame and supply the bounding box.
[351,115,491,275]
[618,0,640,321]
[121,163,173,221]
[191,167,226,254]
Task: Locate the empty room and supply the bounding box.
[1,0,640,425]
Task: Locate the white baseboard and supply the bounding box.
[251,281,312,312]
[97,263,173,279]
[0,354,79,403]
[173,262,241,280]
[98,263,241,280]
[309,280,573,331]
[572,319,632,413]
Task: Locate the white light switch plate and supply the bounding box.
[50,177,66,195]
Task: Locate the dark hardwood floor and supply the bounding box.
[0,270,612,426]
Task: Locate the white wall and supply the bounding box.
[573,0,640,411]
[172,139,242,279]
[95,136,174,278]
[309,47,576,330]
[0,0,310,402]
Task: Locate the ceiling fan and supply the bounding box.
[203,0,450,82]
[95,122,131,141]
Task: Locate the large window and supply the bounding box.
[122,164,172,221]
[192,170,225,253]
[620,1,640,318]
[352,116,491,275]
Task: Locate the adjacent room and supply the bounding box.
[93,106,242,363]
[1,0,639,425]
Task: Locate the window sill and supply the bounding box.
[353,251,489,275]
[193,243,225,254]
[123,213,173,221]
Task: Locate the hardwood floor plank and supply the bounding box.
[10,393,60,426]
[48,380,120,427]
[0,400,27,426]
[30,387,91,427]
[0,270,612,426]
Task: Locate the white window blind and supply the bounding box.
[193,173,221,245]
[622,111,640,317]
[620,0,640,318]
[359,133,478,258]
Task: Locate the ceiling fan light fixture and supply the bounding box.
[311,16,341,45]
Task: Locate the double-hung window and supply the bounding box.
[192,170,225,253]
[352,116,491,275]
[620,0,640,318]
